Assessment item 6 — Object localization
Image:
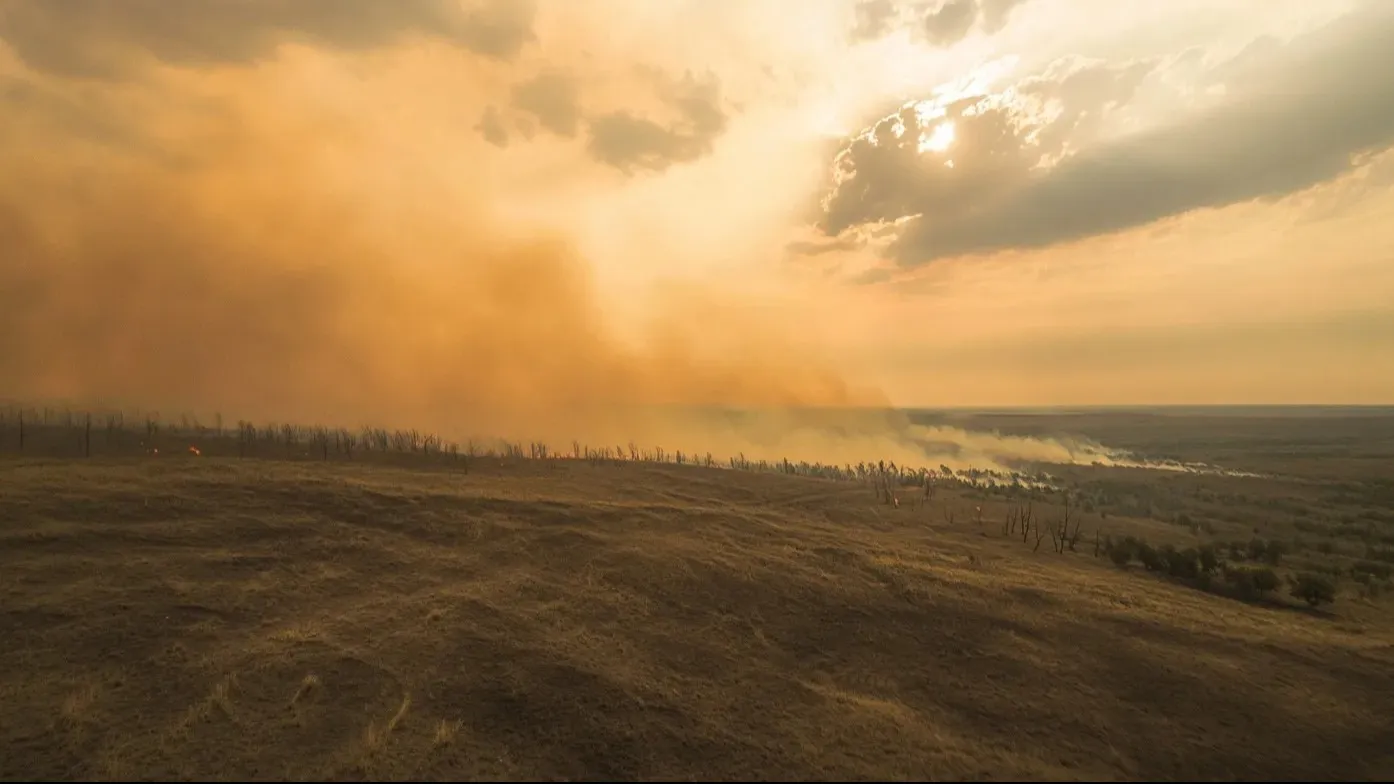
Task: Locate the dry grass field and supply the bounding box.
[2,408,1394,781]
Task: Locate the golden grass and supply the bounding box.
[292,674,321,705]
[431,718,463,748]
[363,693,412,754]
[1,455,1392,780]
[57,683,99,730]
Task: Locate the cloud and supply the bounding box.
[816,3,1394,266]
[922,0,980,46]
[0,0,536,77]
[785,237,865,257]
[1,0,734,174]
[851,0,1026,45]
[820,56,1153,236]
[510,70,583,138]
[0,74,142,150]
[978,0,1026,35]
[585,72,729,174]
[476,105,511,147]
[851,0,900,42]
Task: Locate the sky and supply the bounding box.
[2,0,1392,449]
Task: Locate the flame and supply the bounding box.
[188,446,202,456]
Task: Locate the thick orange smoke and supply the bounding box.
[0,46,891,456]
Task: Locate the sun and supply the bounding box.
[918,121,956,153]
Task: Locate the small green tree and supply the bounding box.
[1290,573,1337,607]
[1247,538,1268,562]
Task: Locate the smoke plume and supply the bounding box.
[0,12,1179,474]
[0,40,910,464]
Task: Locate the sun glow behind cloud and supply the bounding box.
[918,120,956,153]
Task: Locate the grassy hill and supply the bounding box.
[3,436,1393,780]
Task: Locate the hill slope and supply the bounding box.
[2,457,1392,781]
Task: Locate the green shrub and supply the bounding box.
[1162,546,1200,580]
[1290,573,1337,607]
[1247,538,1267,561]
[1106,537,1134,567]
[1223,565,1280,599]
[1352,560,1394,580]
[1252,567,1281,593]
[1363,546,1394,564]
[1197,544,1219,574]
[1136,542,1164,572]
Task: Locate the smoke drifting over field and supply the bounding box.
[0,78,1236,477]
[0,7,1258,477]
[0,19,1060,474]
[0,50,877,455]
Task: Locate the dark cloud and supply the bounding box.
[0,75,136,149]
[852,0,900,42]
[511,71,582,138]
[919,0,1027,46]
[0,0,536,78]
[817,4,1394,266]
[978,0,1027,34]
[851,0,1024,46]
[586,73,728,174]
[476,105,510,147]
[922,0,979,46]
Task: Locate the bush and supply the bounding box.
[1252,567,1281,593]
[1223,565,1280,599]
[1352,560,1394,581]
[1197,544,1219,574]
[1106,537,1134,567]
[1162,546,1200,580]
[1247,538,1267,561]
[1290,573,1337,607]
[1364,546,1394,564]
[1136,542,1164,572]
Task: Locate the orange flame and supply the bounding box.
[188,446,202,456]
